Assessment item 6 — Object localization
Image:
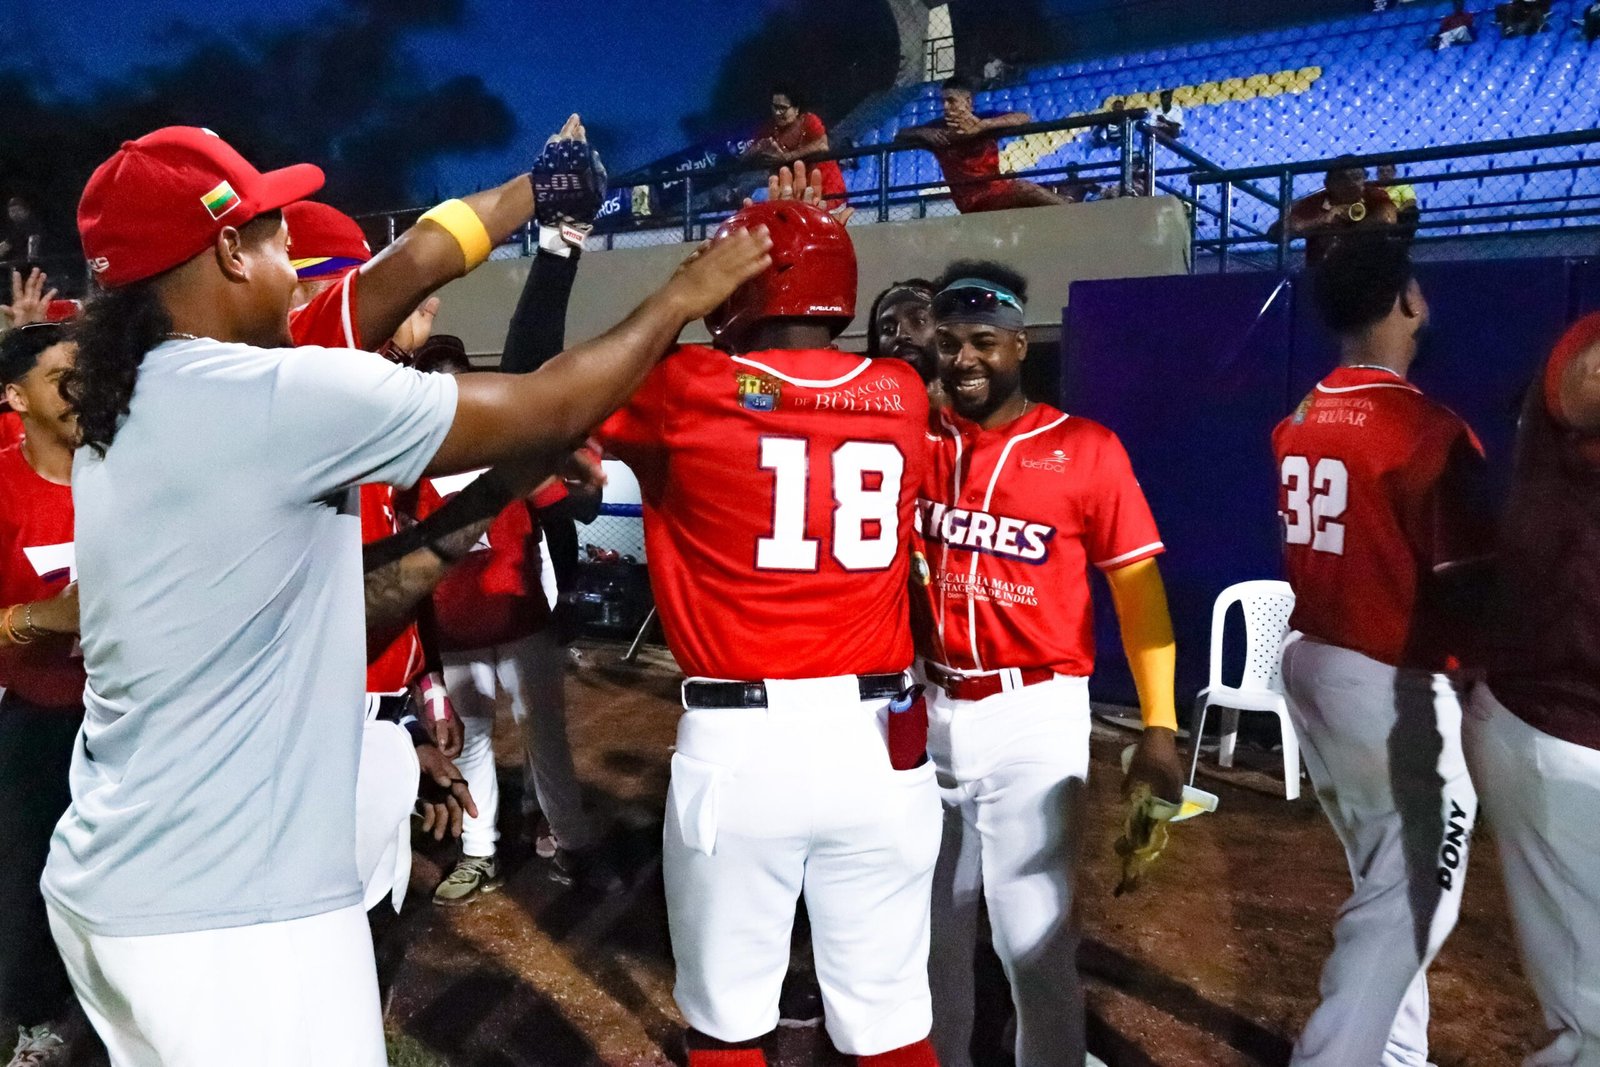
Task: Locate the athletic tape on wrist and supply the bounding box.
[419,199,493,270]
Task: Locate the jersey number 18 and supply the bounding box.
[757,436,904,572]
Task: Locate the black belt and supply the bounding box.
[682,673,909,709]
[371,693,417,724]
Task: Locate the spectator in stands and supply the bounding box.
[1432,0,1476,49]
[743,85,848,207]
[1151,89,1184,138]
[896,76,1064,212]
[1378,163,1421,235]
[1092,97,1127,150]
[0,199,41,271]
[1270,160,1399,262]
[1578,0,1600,41]
[1497,0,1551,37]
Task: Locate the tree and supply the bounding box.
[0,0,513,271]
[680,0,901,145]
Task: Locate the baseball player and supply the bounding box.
[1272,239,1490,1067]
[867,279,940,389]
[0,324,91,1063]
[599,200,941,1067]
[430,149,614,902]
[424,438,602,903]
[42,125,770,1066]
[1465,310,1600,1064]
[916,262,1182,1067]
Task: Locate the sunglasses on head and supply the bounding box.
[931,284,1023,319]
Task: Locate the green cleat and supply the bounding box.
[432,854,502,906]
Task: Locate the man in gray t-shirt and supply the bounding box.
[44,126,772,1066]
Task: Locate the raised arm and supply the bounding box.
[423,226,772,478]
[352,114,592,348]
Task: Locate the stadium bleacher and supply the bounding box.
[841,0,1600,239]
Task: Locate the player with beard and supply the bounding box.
[867,280,943,408]
[916,260,1182,1067]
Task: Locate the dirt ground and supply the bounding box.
[381,641,1543,1067]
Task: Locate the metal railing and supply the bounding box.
[1187,127,1600,272]
[353,108,1165,254]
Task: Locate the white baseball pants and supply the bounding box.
[925,671,1092,1067]
[47,901,385,1067]
[663,675,942,1056]
[1280,636,1477,1067]
[1465,683,1600,1067]
[356,718,420,912]
[446,628,595,859]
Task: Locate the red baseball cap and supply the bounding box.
[282,201,373,280]
[78,126,325,289]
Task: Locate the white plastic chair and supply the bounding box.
[1187,580,1302,800]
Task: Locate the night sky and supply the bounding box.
[8,0,774,185]
[9,0,1147,199]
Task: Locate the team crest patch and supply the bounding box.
[201,180,241,221]
[736,371,782,412]
[1291,394,1314,425]
[911,550,932,587]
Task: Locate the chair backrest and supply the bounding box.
[1207,580,1297,694]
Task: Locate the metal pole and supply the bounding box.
[622,607,658,664]
[1139,125,1155,197]
[878,145,891,223]
[1118,117,1135,197]
[682,175,695,243]
[386,214,396,247]
[1188,189,1199,273]
[1219,181,1233,274]
[521,220,534,257]
[1277,170,1293,273]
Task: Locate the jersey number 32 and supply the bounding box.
[757,436,904,572]
[1280,455,1347,555]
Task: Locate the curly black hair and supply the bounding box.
[933,259,1030,305]
[0,322,69,388]
[59,282,171,456]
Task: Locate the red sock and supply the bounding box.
[858,1038,939,1067]
[687,1049,768,1067]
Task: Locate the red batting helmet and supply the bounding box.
[704,200,856,345]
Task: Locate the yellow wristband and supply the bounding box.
[418,199,492,270]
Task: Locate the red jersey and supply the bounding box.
[0,442,83,708]
[917,405,1164,676]
[287,271,425,691]
[928,115,1013,213]
[599,346,929,680]
[1489,313,1600,747]
[758,113,848,204]
[1273,366,1491,671]
[1288,185,1396,263]
[423,472,559,652]
[0,410,21,451]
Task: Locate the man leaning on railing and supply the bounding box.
[1268,159,1399,263]
[894,74,1065,213]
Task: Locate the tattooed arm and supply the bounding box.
[364,517,491,655]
